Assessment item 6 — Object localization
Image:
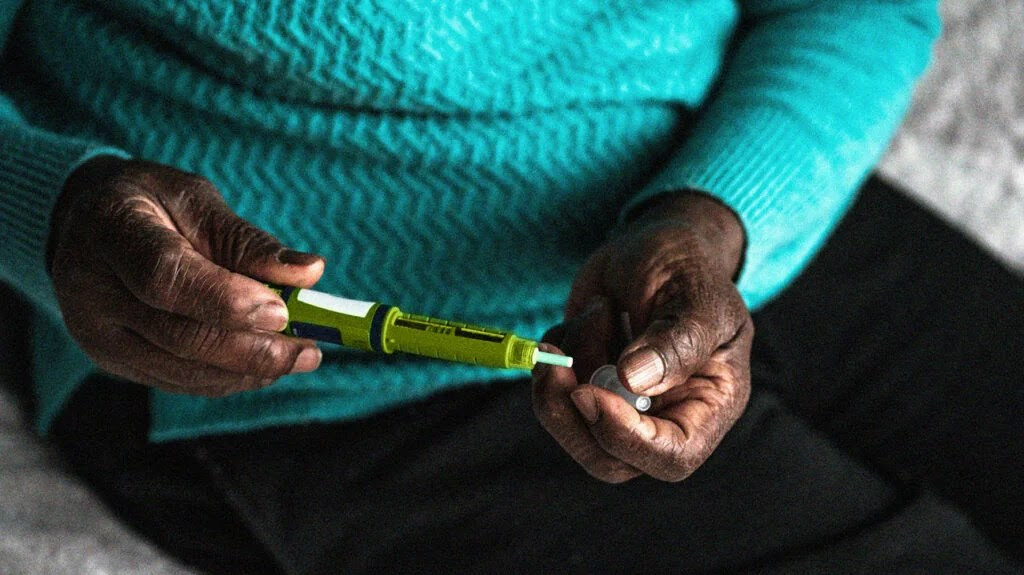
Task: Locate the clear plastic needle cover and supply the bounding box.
[590,364,651,412]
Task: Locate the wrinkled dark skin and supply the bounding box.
[532,192,752,483]
[49,155,325,396]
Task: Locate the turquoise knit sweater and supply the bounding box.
[0,0,937,441]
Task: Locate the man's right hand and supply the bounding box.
[49,156,324,396]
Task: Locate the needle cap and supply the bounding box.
[534,350,574,368]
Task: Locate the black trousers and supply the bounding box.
[52,177,1024,574]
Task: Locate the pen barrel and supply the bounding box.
[382,313,538,370]
[269,285,541,369]
[270,286,395,353]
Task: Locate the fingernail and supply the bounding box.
[571,388,599,424]
[290,346,322,373]
[277,249,321,266]
[620,347,666,393]
[250,301,289,331]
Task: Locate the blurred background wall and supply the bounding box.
[880,0,1024,271]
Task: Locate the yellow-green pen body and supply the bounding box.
[267,286,572,370]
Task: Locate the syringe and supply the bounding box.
[268,285,573,370]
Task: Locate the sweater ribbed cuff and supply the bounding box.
[0,122,128,315]
[628,107,841,310]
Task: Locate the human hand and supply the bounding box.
[49,156,324,396]
[532,192,752,482]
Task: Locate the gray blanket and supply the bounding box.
[1,1,1021,573]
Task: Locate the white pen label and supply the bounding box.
[297,289,375,318]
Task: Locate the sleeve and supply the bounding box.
[0,0,129,318]
[629,0,940,310]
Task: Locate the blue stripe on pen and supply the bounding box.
[289,321,342,345]
[369,305,392,353]
[279,286,296,303]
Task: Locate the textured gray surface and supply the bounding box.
[880,0,1024,271]
[1,1,1022,573]
[0,383,193,574]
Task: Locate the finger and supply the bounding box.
[617,280,744,396]
[532,343,642,483]
[564,248,610,320]
[126,304,322,378]
[89,277,322,377]
[179,188,325,288]
[577,385,712,482]
[566,297,618,385]
[97,205,290,331]
[93,327,279,397]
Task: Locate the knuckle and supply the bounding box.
[662,467,696,483]
[210,217,280,272]
[165,174,219,234]
[222,293,255,322]
[141,248,188,309]
[667,438,709,482]
[655,460,695,483]
[97,193,153,237]
[187,174,218,195]
[168,173,219,207]
[664,462,696,483]
[633,430,697,483]
[624,430,652,455]
[172,320,222,358]
[186,273,242,326]
[90,185,137,228]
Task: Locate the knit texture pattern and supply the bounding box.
[0,0,937,441]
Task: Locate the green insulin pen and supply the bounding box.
[267,285,573,370]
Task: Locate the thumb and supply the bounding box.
[177,185,325,288]
[616,303,720,396]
